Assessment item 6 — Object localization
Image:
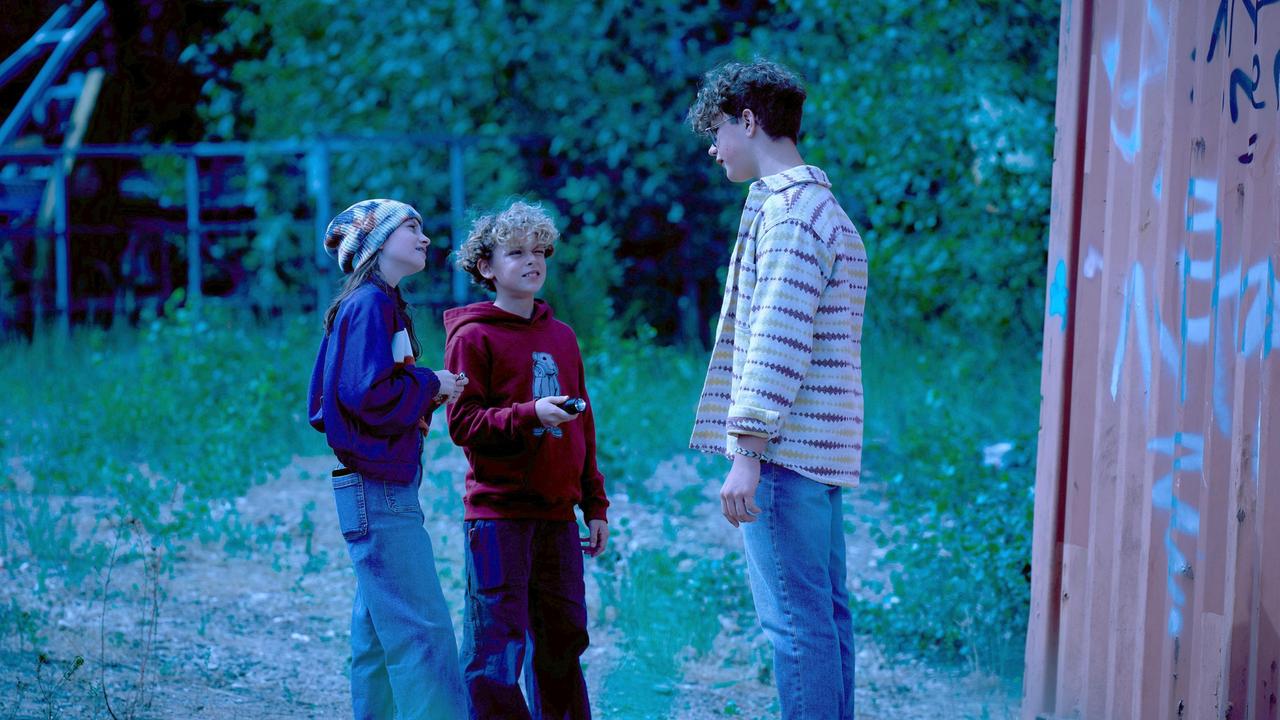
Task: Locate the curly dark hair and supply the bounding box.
[687,59,807,142]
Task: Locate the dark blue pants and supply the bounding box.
[461,519,591,720]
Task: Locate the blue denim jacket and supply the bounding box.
[308,280,441,485]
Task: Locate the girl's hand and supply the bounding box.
[535,396,578,427]
[434,370,469,404]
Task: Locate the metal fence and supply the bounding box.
[0,135,473,335]
[1024,0,1279,718]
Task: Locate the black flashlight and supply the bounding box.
[558,397,587,414]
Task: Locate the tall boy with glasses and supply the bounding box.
[687,58,868,720]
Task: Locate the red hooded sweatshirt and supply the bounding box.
[443,300,609,522]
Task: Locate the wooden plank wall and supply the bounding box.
[1024,0,1280,718]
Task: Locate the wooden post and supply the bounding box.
[449,140,467,306]
[1021,0,1092,715]
[185,154,201,309]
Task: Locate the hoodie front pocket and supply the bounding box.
[470,438,533,489]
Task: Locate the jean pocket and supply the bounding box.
[332,474,368,541]
[384,480,422,515]
[466,520,508,590]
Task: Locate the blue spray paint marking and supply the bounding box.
[1238,260,1274,355]
[1183,178,1221,404]
[1210,221,1230,437]
[1202,0,1279,61]
[1049,259,1070,331]
[1186,177,1219,233]
[1229,54,1266,122]
[1206,0,1228,63]
[1180,176,1232,433]
[1268,258,1276,357]
[1274,49,1280,111]
[1112,264,1154,401]
[1102,0,1169,162]
[1239,132,1259,164]
[1241,0,1280,46]
[1104,172,1280,639]
[1180,247,1191,403]
[1148,433,1204,637]
[1158,296,1181,373]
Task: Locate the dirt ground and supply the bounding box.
[1,443,1020,719]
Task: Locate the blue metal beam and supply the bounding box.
[0,5,73,87]
[0,1,106,146]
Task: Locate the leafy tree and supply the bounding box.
[189,0,1058,342]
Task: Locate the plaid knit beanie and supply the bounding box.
[324,199,423,274]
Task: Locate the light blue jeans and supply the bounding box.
[741,462,856,720]
[333,467,469,720]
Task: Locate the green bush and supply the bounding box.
[857,314,1040,676]
[579,323,713,501]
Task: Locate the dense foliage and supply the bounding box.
[186,0,1059,342]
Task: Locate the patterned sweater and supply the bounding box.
[690,165,868,487]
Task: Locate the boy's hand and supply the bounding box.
[535,396,579,427]
[581,519,609,557]
[720,456,763,527]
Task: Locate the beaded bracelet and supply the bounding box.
[733,446,764,461]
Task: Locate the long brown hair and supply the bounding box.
[322,251,421,359]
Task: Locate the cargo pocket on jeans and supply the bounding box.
[332,473,368,541]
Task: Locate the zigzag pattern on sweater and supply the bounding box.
[691,165,868,487]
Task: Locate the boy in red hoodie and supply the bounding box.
[444,201,609,720]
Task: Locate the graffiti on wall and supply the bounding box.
[1104,170,1276,634]
[1202,0,1280,163]
[1102,0,1170,162]
[1053,0,1279,638]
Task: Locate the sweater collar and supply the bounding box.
[752,164,831,194]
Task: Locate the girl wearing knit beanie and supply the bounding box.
[307,199,469,719]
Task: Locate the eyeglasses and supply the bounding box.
[703,115,738,142]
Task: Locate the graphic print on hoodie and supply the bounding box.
[442,300,609,522]
[532,351,563,438]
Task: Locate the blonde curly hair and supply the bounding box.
[456,201,559,291]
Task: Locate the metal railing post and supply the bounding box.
[449,140,467,305]
[53,154,69,337]
[308,143,332,314]
[185,153,201,308]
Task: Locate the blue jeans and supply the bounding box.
[461,519,591,720]
[741,462,856,720]
[333,468,469,720]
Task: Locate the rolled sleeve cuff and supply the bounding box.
[727,404,780,438]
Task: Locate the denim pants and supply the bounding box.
[741,462,856,720]
[461,519,591,720]
[333,467,469,720]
